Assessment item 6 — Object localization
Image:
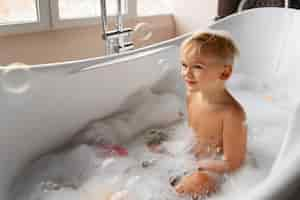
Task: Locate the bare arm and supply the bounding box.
[198,107,247,173]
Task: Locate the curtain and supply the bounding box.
[217,0,241,18]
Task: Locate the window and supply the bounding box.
[0,0,50,35]
[51,0,135,29]
[0,0,173,35]
[59,0,102,19]
[0,0,38,25]
[137,0,173,16]
[58,0,127,19]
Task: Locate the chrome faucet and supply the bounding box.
[100,0,134,55]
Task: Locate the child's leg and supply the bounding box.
[175,171,218,197]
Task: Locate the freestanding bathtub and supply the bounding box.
[1,7,300,200]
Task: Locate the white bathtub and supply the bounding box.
[2,7,300,200]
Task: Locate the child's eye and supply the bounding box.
[193,65,204,70]
[181,63,187,68]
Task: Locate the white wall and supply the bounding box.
[168,0,218,34]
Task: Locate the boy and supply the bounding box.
[173,30,247,198]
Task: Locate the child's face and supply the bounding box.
[180,51,231,92]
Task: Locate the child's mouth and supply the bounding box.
[185,80,197,85]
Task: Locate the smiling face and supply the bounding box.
[179,31,238,93]
[180,50,232,93]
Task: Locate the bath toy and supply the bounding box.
[146,143,167,154]
[40,180,78,192]
[145,129,169,146]
[96,144,128,157]
[141,159,157,168]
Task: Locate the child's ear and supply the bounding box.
[220,65,232,80]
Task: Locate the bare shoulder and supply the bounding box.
[223,100,246,123]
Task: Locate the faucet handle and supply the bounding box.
[118,42,134,52]
[104,28,133,39]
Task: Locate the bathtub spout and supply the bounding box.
[100,0,134,55]
[100,0,108,40]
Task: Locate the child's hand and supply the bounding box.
[197,160,211,171]
[174,171,216,197]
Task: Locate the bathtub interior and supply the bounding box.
[214,6,300,159]
[1,45,185,200]
[1,7,300,200]
[214,8,300,199]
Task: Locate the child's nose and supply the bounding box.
[182,67,193,77]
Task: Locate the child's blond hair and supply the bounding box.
[181,29,239,66]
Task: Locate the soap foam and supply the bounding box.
[11,73,293,200]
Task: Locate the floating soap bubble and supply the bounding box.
[1,63,31,94]
[133,23,153,41]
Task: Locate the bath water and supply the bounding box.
[11,73,293,200]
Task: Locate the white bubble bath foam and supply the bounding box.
[9,70,294,200]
